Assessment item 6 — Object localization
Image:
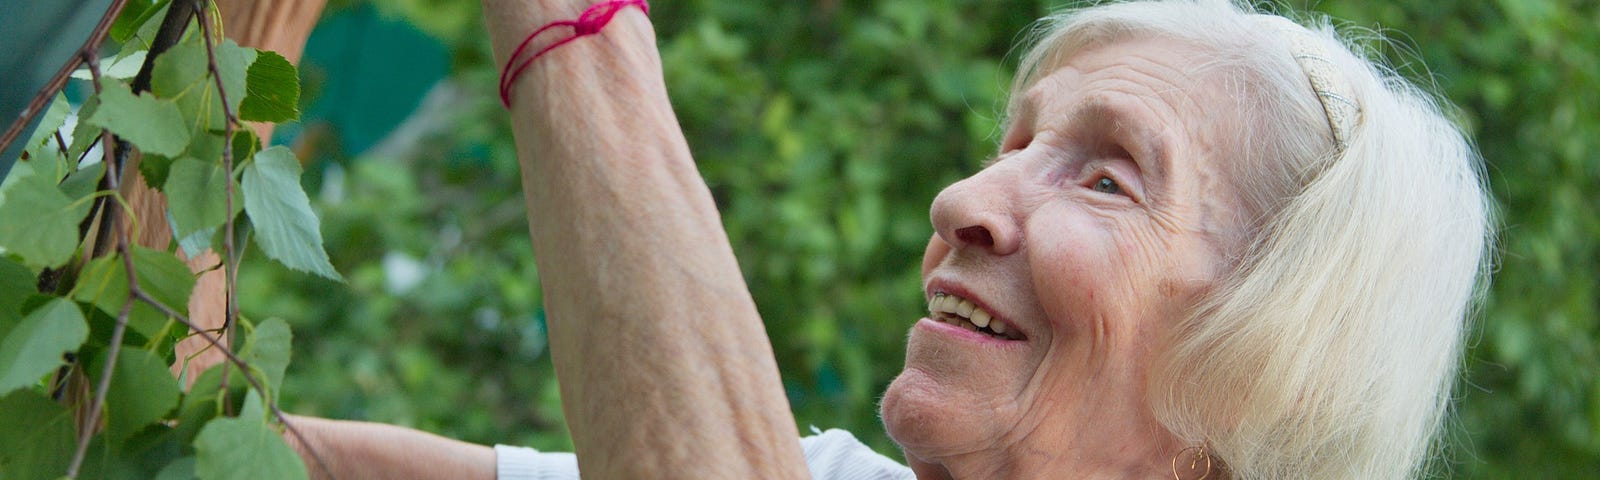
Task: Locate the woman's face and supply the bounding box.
[881,37,1251,476]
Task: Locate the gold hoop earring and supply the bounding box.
[1171,445,1212,480]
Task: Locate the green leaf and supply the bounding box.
[242,147,340,280]
[154,38,255,137]
[88,348,181,441]
[141,154,176,189]
[240,50,300,122]
[71,246,196,340]
[174,363,247,445]
[193,393,308,480]
[165,157,232,238]
[0,390,76,479]
[85,80,190,157]
[0,160,92,269]
[110,0,168,43]
[69,95,104,160]
[72,51,147,80]
[0,297,88,396]
[214,40,257,115]
[231,128,261,162]
[25,94,71,150]
[0,256,33,328]
[59,161,106,200]
[153,456,197,480]
[246,318,293,398]
[152,39,211,100]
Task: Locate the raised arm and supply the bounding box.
[481,1,808,478]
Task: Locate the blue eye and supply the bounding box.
[1092,176,1121,194]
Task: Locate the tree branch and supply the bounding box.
[0,0,130,158]
[65,52,134,479]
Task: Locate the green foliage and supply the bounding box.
[5,0,1581,478]
[72,247,197,340]
[0,298,88,396]
[240,50,301,122]
[88,348,181,442]
[243,146,341,280]
[0,159,93,269]
[87,80,191,157]
[165,156,234,238]
[260,1,1600,477]
[0,3,325,478]
[194,394,309,480]
[0,390,76,479]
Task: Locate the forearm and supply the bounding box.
[283,415,495,480]
[482,1,807,478]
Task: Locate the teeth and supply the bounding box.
[927,292,1011,337]
[955,300,976,318]
[970,309,991,328]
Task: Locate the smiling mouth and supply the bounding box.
[928,292,1025,341]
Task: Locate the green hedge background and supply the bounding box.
[243,1,1599,477]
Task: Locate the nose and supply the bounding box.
[929,166,1022,256]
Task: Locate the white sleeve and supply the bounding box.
[800,428,917,480]
[495,444,580,480]
[496,429,912,480]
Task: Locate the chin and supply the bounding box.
[881,366,994,460]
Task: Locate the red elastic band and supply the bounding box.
[498,0,650,108]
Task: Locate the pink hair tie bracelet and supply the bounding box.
[498,0,651,108]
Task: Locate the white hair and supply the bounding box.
[1011,1,1494,478]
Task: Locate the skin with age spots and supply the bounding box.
[880,37,1252,480]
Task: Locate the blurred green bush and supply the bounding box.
[248,1,1599,476]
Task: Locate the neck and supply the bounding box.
[901,398,1191,479]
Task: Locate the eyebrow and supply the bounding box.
[1061,97,1171,180]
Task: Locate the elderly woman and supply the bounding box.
[286,0,1492,478]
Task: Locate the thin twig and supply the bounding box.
[0,0,130,157]
[131,289,338,480]
[65,52,133,480]
[54,131,70,159]
[193,0,240,332]
[186,3,333,477]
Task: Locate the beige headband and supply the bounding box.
[1258,16,1361,151]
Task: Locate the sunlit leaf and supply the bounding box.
[0,297,87,396]
[85,80,190,157]
[242,147,340,280]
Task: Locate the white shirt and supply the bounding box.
[495,428,916,479]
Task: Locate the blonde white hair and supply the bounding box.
[1011,1,1493,478]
